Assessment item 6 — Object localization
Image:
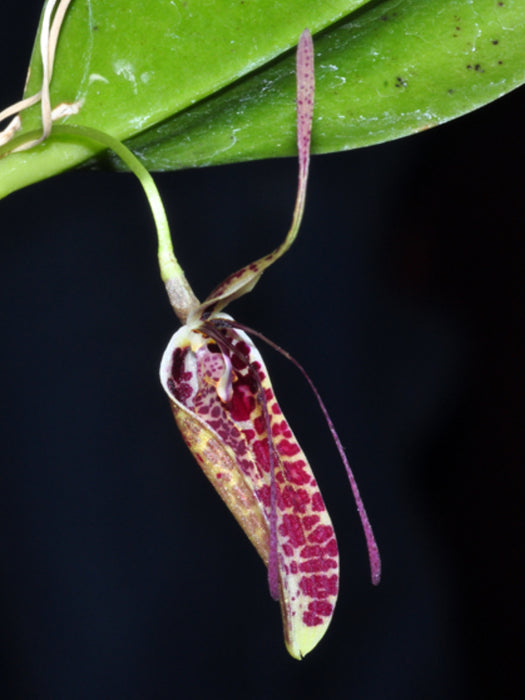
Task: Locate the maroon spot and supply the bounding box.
[310,600,333,617]
[238,457,254,476]
[311,493,326,512]
[253,416,266,435]
[230,340,250,369]
[253,440,270,470]
[217,427,231,441]
[235,340,251,356]
[299,544,323,558]
[170,347,187,381]
[308,525,334,544]
[217,421,236,440]
[271,403,282,415]
[281,486,310,513]
[257,368,266,382]
[173,382,192,402]
[271,420,286,437]
[302,515,320,530]
[232,355,248,370]
[272,420,291,438]
[299,557,337,573]
[233,438,249,456]
[324,538,338,557]
[243,428,255,442]
[284,461,311,486]
[290,561,299,574]
[279,513,306,548]
[302,611,322,627]
[257,485,271,507]
[216,426,248,461]
[282,543,293,557]
[278,439,301,457]
[302,599,334,625]
[230,382,255,422]
[299,574,338,599]
[244,372,258,394]
[233,440,247,457]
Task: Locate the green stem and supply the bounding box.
[2,125,199,322]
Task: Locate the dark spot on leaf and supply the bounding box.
[492,39,499,45]
[395,76,407,88]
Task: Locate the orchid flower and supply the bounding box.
[159,30,380,659]
[1,9,380,659]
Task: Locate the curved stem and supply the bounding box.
[5,124,199,322]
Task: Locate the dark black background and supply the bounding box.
[1,3,524,699]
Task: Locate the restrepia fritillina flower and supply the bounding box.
[159,29,381,659]
[0,6,377,664]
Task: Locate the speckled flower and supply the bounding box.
[160,30,380,658]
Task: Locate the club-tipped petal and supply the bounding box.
[199,29,315,317]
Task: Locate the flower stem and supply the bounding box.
[5,125,199,322]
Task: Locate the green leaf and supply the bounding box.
[1,0,524,198]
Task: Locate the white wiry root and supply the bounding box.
[0,0,75,152]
